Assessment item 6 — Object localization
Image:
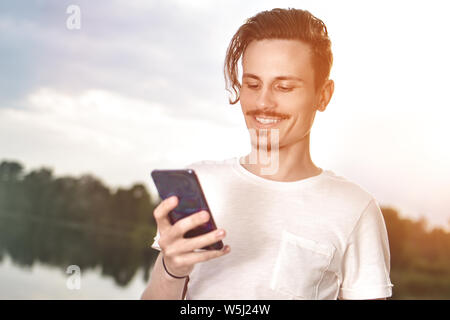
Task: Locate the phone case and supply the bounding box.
[151,169,223,250]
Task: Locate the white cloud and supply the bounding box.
[0,87,247,197]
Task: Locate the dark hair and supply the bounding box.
[224,8,333,105]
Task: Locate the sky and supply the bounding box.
[1,0,449,229]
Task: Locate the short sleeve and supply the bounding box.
[151,228,162,251]
[339,199,394,299]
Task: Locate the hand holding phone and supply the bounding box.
[151,169,230,278]
[152,196,230,277]
[152,169,223,250]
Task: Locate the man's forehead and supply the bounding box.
[243,39,312,58]
[242,39,314,75]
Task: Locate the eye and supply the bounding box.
[245,83,259,89]
[277,85,293,92]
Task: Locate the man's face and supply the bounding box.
[240,39,321,151]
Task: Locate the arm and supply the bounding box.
[141,252,189,300]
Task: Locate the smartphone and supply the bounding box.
[151,169,224,250]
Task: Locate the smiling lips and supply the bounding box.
[255,117,281,124]
[252,115,287,128]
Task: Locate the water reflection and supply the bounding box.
[0,214,158,298]
[0,255,150,299]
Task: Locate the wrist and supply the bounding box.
[162,268,186,283]
[162,255,189,281]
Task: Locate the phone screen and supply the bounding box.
[151,169,223,250]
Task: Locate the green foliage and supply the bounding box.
[381,206,450,299]
[0,160,157,232]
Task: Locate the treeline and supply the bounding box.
[0,160,157,233]
[381,207,450,298]
[383,207,450,274]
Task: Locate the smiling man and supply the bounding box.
[142,8,393,300]
[237,38,330,182]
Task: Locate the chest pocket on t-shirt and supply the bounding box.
[270,230,336,300]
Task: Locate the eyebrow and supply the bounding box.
[242,73,305,83]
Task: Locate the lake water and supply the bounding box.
[0,215,158,299]
[0,255,150,299]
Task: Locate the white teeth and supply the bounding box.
[255,117,282,124]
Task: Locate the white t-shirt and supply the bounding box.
[151,156,393,300]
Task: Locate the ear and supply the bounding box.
[316,79,334,112]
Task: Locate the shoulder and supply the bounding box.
[315,170,384,238]
[320,169,376,210]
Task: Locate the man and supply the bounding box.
[141,8,393,300]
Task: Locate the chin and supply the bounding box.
[250,137,283,153]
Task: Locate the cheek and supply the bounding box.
[240,88,252,99]
[239,89,253,105]
[281,90,313,105]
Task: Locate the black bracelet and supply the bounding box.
[162,255,189,279]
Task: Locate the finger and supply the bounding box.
[178,245,231,266]
[153,195,179,233]
[180,228,227,253]
[170,210,211,239]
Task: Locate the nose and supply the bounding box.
[255,86,276,110]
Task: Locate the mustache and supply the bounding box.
[247,110,290,119]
